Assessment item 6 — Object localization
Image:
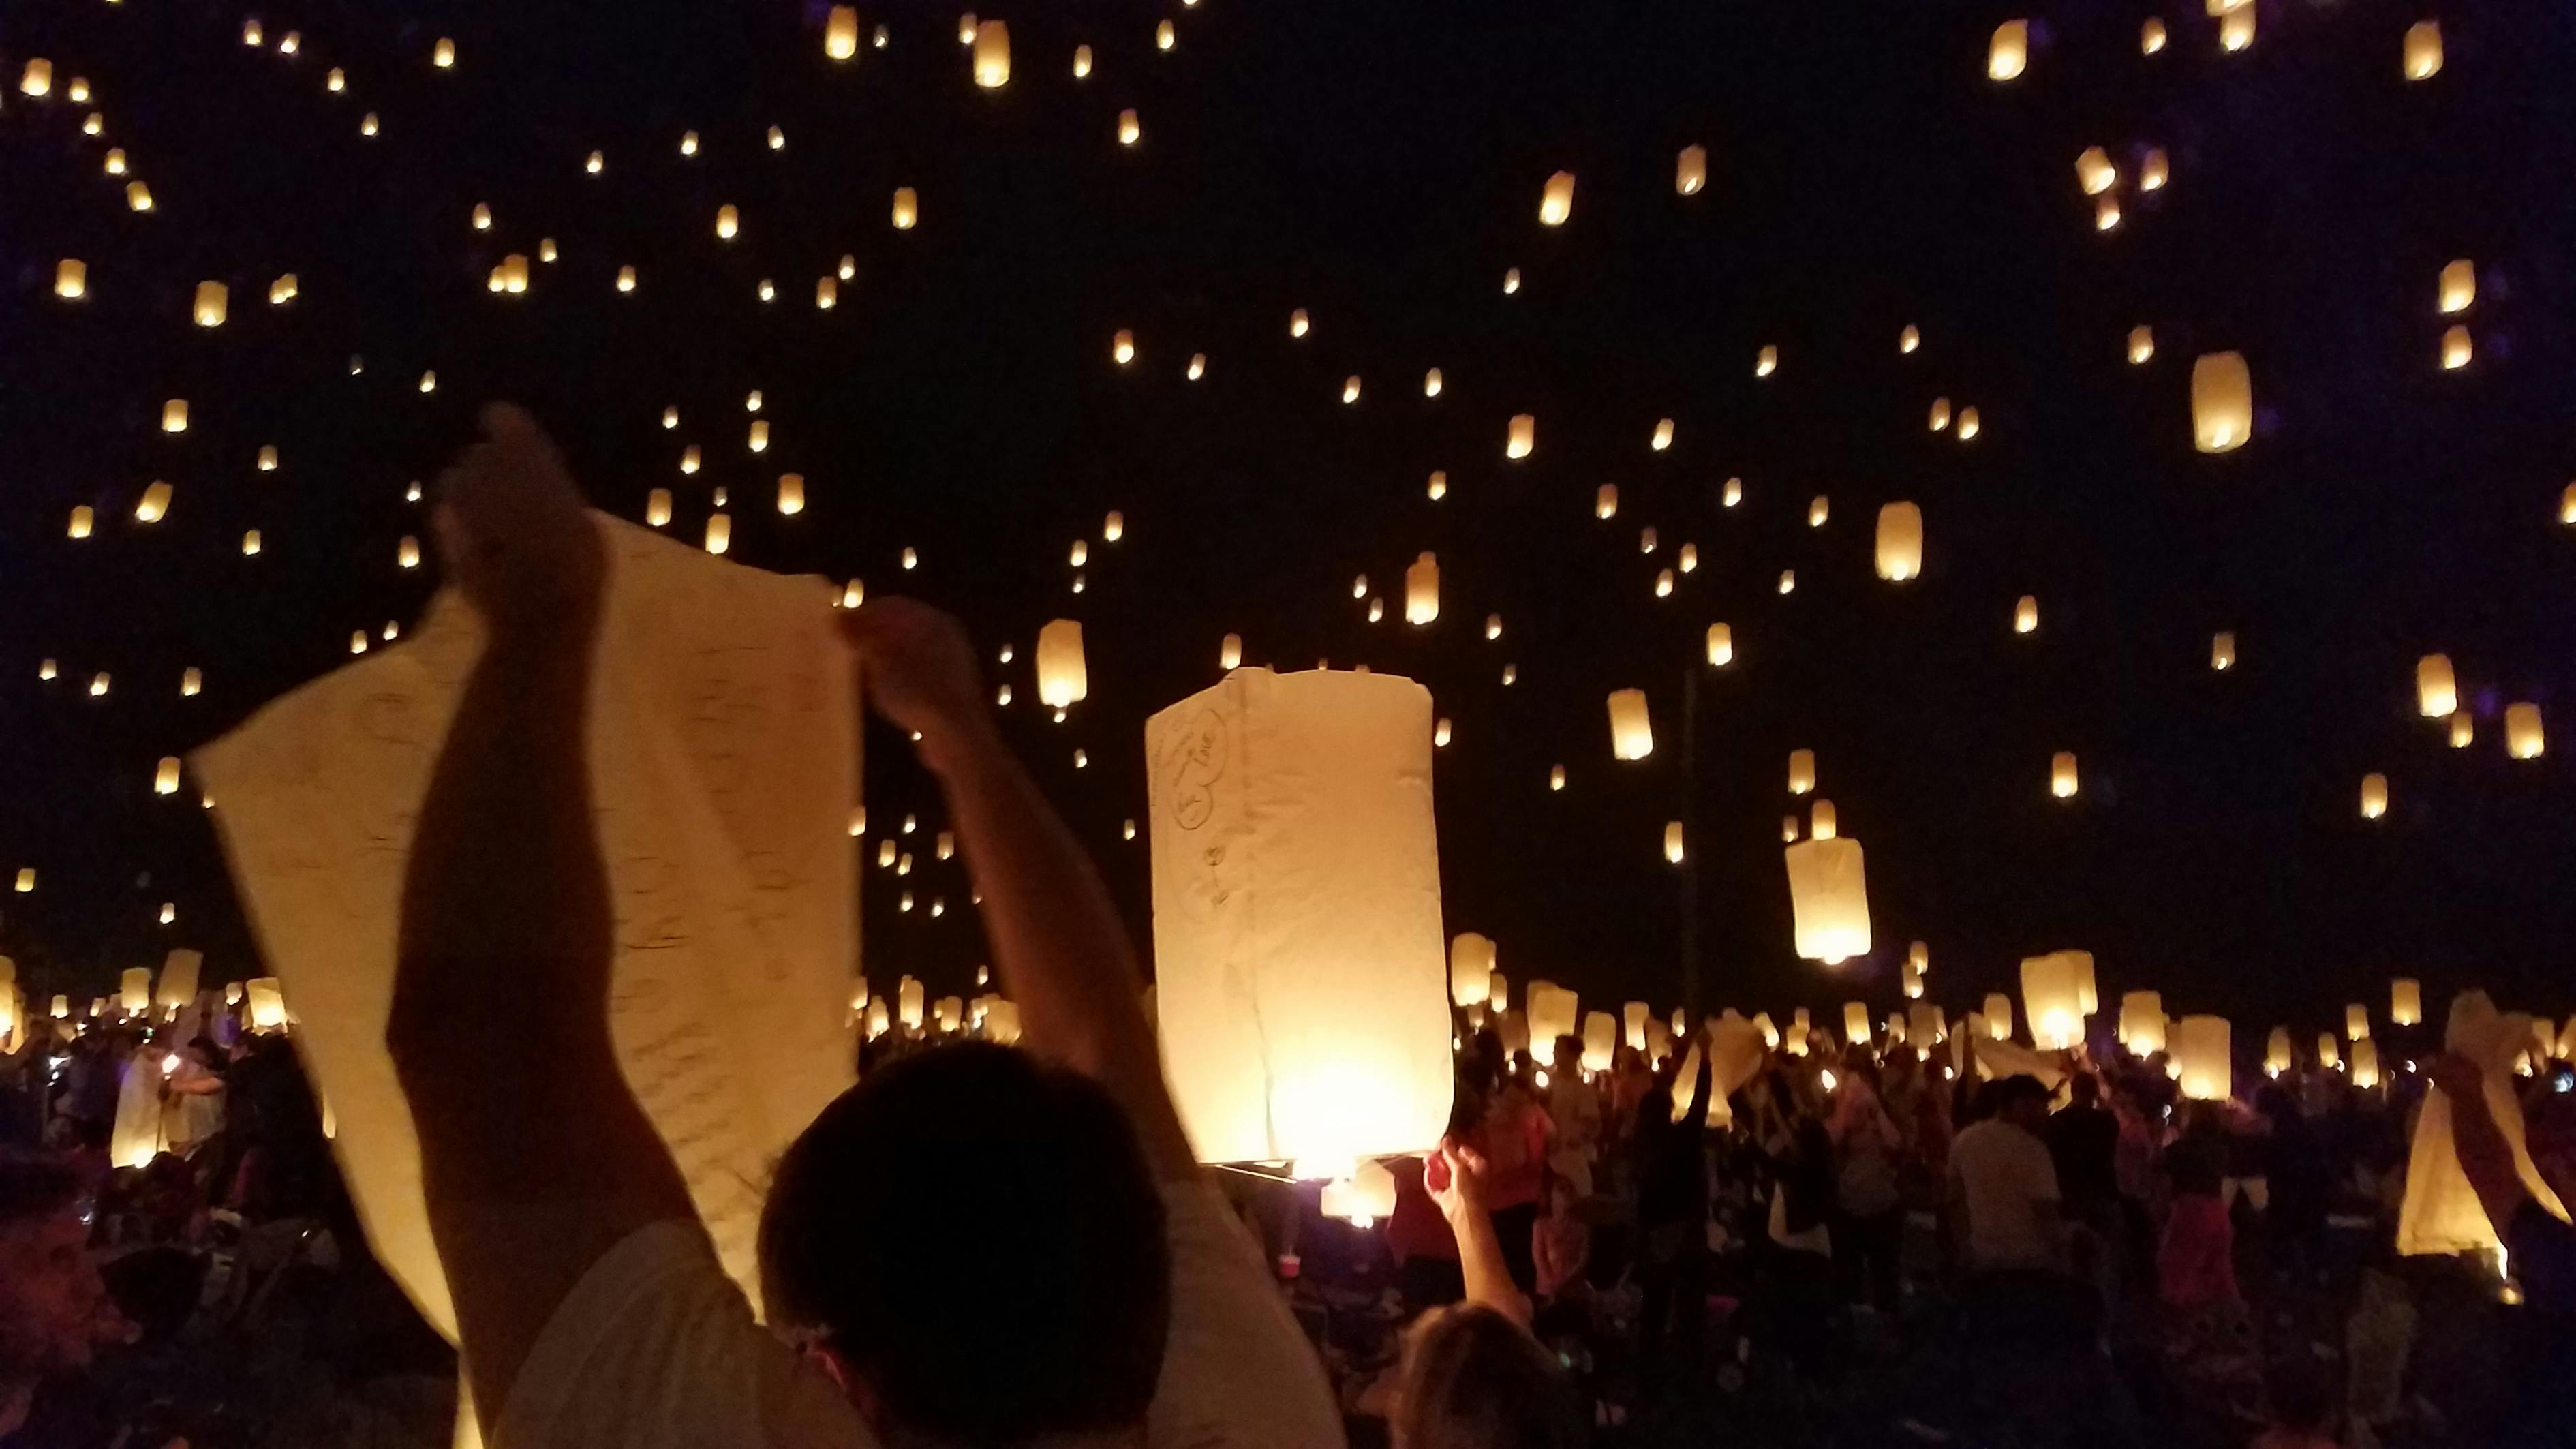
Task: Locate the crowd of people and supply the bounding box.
[1,408,2569,1449]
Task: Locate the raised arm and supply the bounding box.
[384,406,694,1425]
[1426,1143,1532,1327]
[840,602,1197,1180]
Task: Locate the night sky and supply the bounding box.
[4,0,2573,1045]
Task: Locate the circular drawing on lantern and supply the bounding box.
[1164,709,1229,831]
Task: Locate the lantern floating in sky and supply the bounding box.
[1755,345,1778,378]
[1037,620,1088,708]
[2448,711,2474,748]
[2506,703,2545,759]
[681,446,702,476]
[2175,1016,2232,1100]
[1073,44,1094,77]
[1112,329,1135,365]
[1424,368,1443,397]
[1405,553,1439,625]
[1156,19,1176,50]
[1662,821,1686,864]
[1778,570,1797,595]
[2020,952,2087,1049]
[1875,502,1923,581]
[645,489,673,528]
[1117,108,1141,145]
[54,260,86,300]
[1548,765,1563,791]
[2360,772,2389,820]
[2128,326,2154,364]
[1706,624,1734,667]
[816,277,838,309]
[974,20,1011,86]
[2120,992,2166,1053]
[1595,485,1619,520]
[160,398,189,433]
[2051,752,2079,799]
[1342,376,1362,404]
[1539,170,1576,226]
[1187,353,1206,380]
[826,6,859,59]
[2343,1002,2372,1042]
[1607,689,1653,761]
[1988,20,2029,80]
[679,131,699,156]
[2440,326,2471,369]
[2391,978,2422,1026]
[1899,324,1920,354]
[1810,799,1837,839]
[245,531,264,555]
[617,265,637,293]
[433,37,455,67]
[704,514,731,555]
[67,507,92,540]
[1785,836,1871,965]
[2137,149,2170,192]
[1651,417,1674,451]
[105,148,127,176]
[155,757,181,795]
[2141,17,2168,52]
[11,871,27,894]
[2404,20,2442,80]
[2094,195,2121,231]
[893,187,919,228]
[777,474,806,516]
[586,150,605,174]
[715,204,739,240]
[1676,144,1707,196]
[2014,595,2039,635]
[2209,632,2236,671]
[1787,749,1815,796]
[1929,397,1952,431]
[2416,654,2456,717]
[1450,934,1497,1008]
[1507,414,1535,460]
[2266,1027,2295,1076]
[2219,7,2254,51]
[1957,406,1981,440]
[2075,147,2117,196]
[1781,817,1800,843]
[21,59,54,95]
[398,536,420,569]
[2438,260,2474,315]
[2191,352,2252,452]
[1503,268,1521,294]
[360,112,379,136]
[136,481,172,522]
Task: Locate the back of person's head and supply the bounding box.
[1395,1305,1587,1449]
[759,1043,1169,1447]
[2068,1071,2100,1106]
[1992,1074,2051,1123]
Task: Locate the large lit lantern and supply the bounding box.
[2438,259,2473,314]
[2441,325,2471,369]
[1037,620,1087,708]
[703,515,731,555]
[2347,1003,2371,1041]
[55,260,87,300]
[2019,952,2086,1049]
[2451,710,2477,747]
[1527,982,1579,1051]
[120,968,151,1015]
[826,6,859,59]
[1117,109,1141,145]
[190,281,231,327]
[1676,145,1707,196]
[1788,748,1815,795]
[2051,752,2079,799]
[155,757,181,795]
[900,976,925,1029]
[1507,414,1535,459]
[156,949,202,1011]
[2403,20,2442,80]
[2219,6,2254,50]
[1809,800,1837,839]
[2359,773,2389,820]
[2398,992,2571,1255]
[2506,703,2544,759]
[2120,992,2167,1054]
[2392,977,2422,1026]
[1581,1012,1616,1071]
[1706,624,1733,666]
[1988,20,2029,80]
[2415,654,2456,716]
[1783,836,1870,964]
[776,474,806,515]
[1875,502,1923,581]
[1450,933,1495,1007]
[2350,1039,2382,1088]
[1607,690,1652,760]
[1405,553,1439,625]
[2192,352,2252,452]
[973,19,1010,87]
[1148,667,1452,1180]
[1539,171,1575,226]
[2175,1016,2232,1100]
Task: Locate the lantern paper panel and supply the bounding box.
[1148,667,1452,1170]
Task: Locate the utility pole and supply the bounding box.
[1681,662,1701,1015]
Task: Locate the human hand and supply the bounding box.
[433,403,604,641]
[1426,1140,1492,1223]
[838,599,996,767]
[2425,1052,2484,1103]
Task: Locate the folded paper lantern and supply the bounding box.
[2175,1016,2233,1101]
[1146,667,1451,1176]
[1783,836,1869,964]
[1449,933,1496,1007]
[1875,502,1923,581]
[194,516,858,1348]
[2191,352,2252,453]
[1037,620,1087,708]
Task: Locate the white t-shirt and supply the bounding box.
[493,1180,1343,1449]
[1946,1118,2062,1272]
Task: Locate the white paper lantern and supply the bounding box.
[1875,502,1923,581]
[2175,1016,2232,1101]
[1405,553,1439,625]
[2391,978,2422,1026]
[1450,933,1496,1007]
[1606,689,1652,760]
[1037,620,1087,708]
[2191,352,2252,453]
[1784,837,1870,964]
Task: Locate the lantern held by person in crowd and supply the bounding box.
[1449,933,1495,1008]
[2176,1016,2233,1101]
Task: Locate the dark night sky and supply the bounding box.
[3,0,2573,1046]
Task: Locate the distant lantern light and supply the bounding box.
[1785,836,1871,964]
[1502,664,1516,686]
[1117,109,1141,145]
[1676,144,1707,195]
[1781,816,1800,843]
[136,481,172,522]
[2220,7,2254,51]
[1073,44,1094,78]
[2076,146,2117,196]
[2359,772,2389,820]
[398,536,420,568]
[127,181,153,212]
[1595,485,1619,520]
[433,37,455,67]
[1654,569,1674,598]
[1706,624,1734,666]
[179,668,204,699]
[841,579,863,608]
[2051,751,2079,799]
[974,20,1011,86]
[826,7,859,59]
[703,514,731,555]
[1956,406,1981,440]
[902,547,918,570]
[21,58,55,95]
[1549,765,1565,791]
[1678,543,1698,573]
[893,187,919,228]
[2441,325,2472,369]
[1156,19,1176,50]
[2449,711,2474,748]
[243,530,262,555]
[716,204,739,239]
[1112,329,1135,365]
[1777,570,1796,594]
[2139,149,2168,191]
[874,25,889,46]
[1425,367,1443,397]
[1723,477,1743,506]
[2391,978,2423,1026]
[2211,632,2236,671]
[1651,417,1675,451]
[2094,194,2121,231]
[1607,689,1653,761]
[1875,502,1923,581]
[1788,749,1815,795]
[1353,575,1369,599]
[1103,510,1124,541]
[1366,597,1383,623]
[2128,326,2154,364]
[1342,376,1362,403]
[2191,352,2252,452]
[1221,633,1242,669]
[1289,307,1310,337]
[757,279,777,303]
[817,277,838,309]
[90,673,110,697]
[1811,800,1837,838]
[1405,553,1439,625]
[959,13,980,44]
[1929,397,1952,431]
[1665,822,1686,864]
[617,264,637,292]
[2014,595,2039,635]
[2417,654,2457,717]
[54,260,87,300]
[361,112,379,136]
[155,757,181,795]
[1807,495,1830,528]
[1503,267,1522,294]
[585,150,605,174]
[2404,20,2442,80]
[159,398,189,434]
[472,202,493,231]
[12,871,29,894]
[2141,17,2167,52]
[1755,345,1778,377]
[1507,414,1535,459]
[1988,20,2029,80]
[1186,352,1207,380]
[2439,260,2474,314]
[767,125,785,150]
[1539,170,1576,226]
[67,506,93,539]
[2506,703,2545,759]
[1899,324,1920,354]
[777,474,806,515]
[1037,620,1087,707]
[679,130,699,156]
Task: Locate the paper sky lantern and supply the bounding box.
[973,19,1011,86]
[1651,417,1674,451]
[2192,352,2252,452]
[1988,20,2029,80]
[2014,595,2038,635]
[2441,326,2471,369]
[1909,1003,1945,1046]
[701,515,730,555]
[2128,326,2154,364]
[642,489,673,528]
[53,258,89,300]
[2094,194,2123,230]
[2075,147,2116,196]
[155,757,181,795]
[2403,20,2442,80]
[137,481,172,523]
[2138,149,2168,191]
[2141,17,2167,52]
[714,204,739,240]
[1899,324,1920,353]
[1595,486,1619,520]
[126,180,153,211]
[1784,748,1815,795]
[1956,406,1980,440]
[1450,933,1496,1007]
[2506,702,2545,759]
[1071,42,1094,77]
[1539,170,1575,226]
[1580,1012,1616,1071]
[1807,496,1830,529]
[1706,624,1734,666]
[120,968,151,1015]
[2020,953,2086,1049]
[1901,956,1924,1000]
[1607,689,1653,760]
[1676,144,1707,195]
[1784,836,1870,964]
[2219,7,2254,50]
[1486,972,1509,1016]
[2265,1026,2294,1076]
[1623,1001,1650,1052]
[2447,711,2474,748]
[156,949,202,1011]
[1037,620,1087,708]
[2176,1016,2232,1100]
[1723,478,1742,506]
[1156,18,1177,49]
[826,6,859,59]
[2347,1003,2371,1041]
[2120,992,2167,1053]
[1147,667,1450,1174]
[181,667,202,697]
[2438,259,2474,315]
[892,187,919,228]
[2051,752,2079,799]
[11,870,29,894]
[617,265,637,292]
[1809,800,1837,839]
[2316,1032,2343,1069]
[161,399,189,433]
[2210,632,2236,671]
[1843,1001,1871,1048]
[1755,345,1778,377]
[1527,982,1580,1051]
[1402,554,1439,625]
[1664,821,1685,864]
[1875,502,1922,581]
[67,507,92,540]
[2360,773,2389,820]
[1929,397,1952,431]
[1215,632,1243,671]
[1982,995,2014,1039]
[2416,654,2457,716]
[2350,1039,2382,1089]
[1507,414,1535,459]
[776,474,806,516]
[1118,109,1141,146]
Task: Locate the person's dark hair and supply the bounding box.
[0,1151,79,1232]
[1396,1305,1588,1449]
[759,1043,1169,1446]
[2068,1071,2100,1105]
[1991,1074,2051,1111]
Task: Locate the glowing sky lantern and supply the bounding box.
[1899,324,1920,353]
[21,58,54,96]
[181,667,202,696]
[1527,982,1579,1050]
[1595,485,1619,519]
[1073,44,1094,78]
[716,204,739,239]
[1955,406,1980,440]
[1664,821,1685,864]
[2121,992,2167,1053]
[2416,654,2456,717]
[1784,836,1871,965]
[825,6,859,59]
[816,276,838,309]
[892,187,919,228]
[1785,748,1815,796]
[2403,20,2442,80]
[2051,751,2079,799]
[2175,1016,2232,1100]
[2391,979,2423,1027]
[1450,933,1496,1007]
[1112,329,1135,365]
[2019,952,2087,1048]
[1426,368,1444,397]
[1875,502,1923,581]
[776,474,806,515]
[643,489,673,528]
[2191,352,2252,452]
[2440,325,2471,369]
[162,399,189,433]
[703,514,731,555]
[1987,20,2029,80]
[2219,6,2254,52]
[2014,594,2038,635]
[1652,417,1674,451]
[1706,624,1734,667]
[11,871,27,893]
[973,19,1011,87]
[1809,799,1837,839]
[1404,553,1440,625]
[1342,376,1362,403]
[1755,344,1778,377]
[2094,194,2121,231]
[2265,1027,2295,1075]
[1118,108,1141,146]
[120,968,151,1016]
[432,37,456,68]
[2075,147,2117,196]
[2360,772,2389,820]
[617,265,637,292]
[1539,170,1575,226]
[2438,259,2474,315]
[1929,397,1952,431]
[154,757,181,795]
[1037,620,1088,708]
[397,537,421,569]
[1606,689,1653,761]
[54,260,87,300]
[2141,17,2168,52]
[136,481,173,523]
[1148,667,1452,1185]
[1507,414,1535,459]
[1580,1012,1616,1071]
[2506,702,2545,759]
[2342,1003,2371,1042]
[1676,144,1707,196]
[2448,711,2474,748]
[2350,1039,2382,1089]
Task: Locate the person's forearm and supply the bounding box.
[921,718,1198,1178]
[1446,1208,1532,1326]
